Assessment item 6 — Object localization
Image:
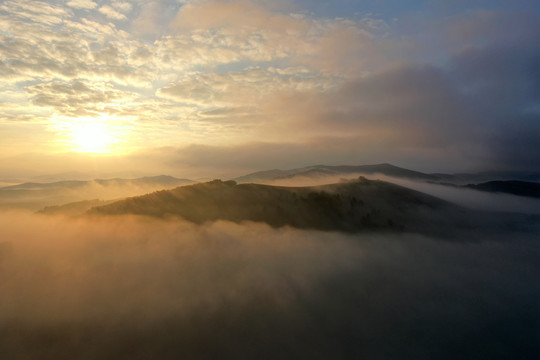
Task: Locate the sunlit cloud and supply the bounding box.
[0,0,537,176]
[112,1,132,13]
[66,0,98,10]
[156,67,337,107]
[99,4,127,20]
[5,0,70,17]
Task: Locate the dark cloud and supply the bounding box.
[327,64,471,143]
[448,45,540,170]
[265,40,540,172]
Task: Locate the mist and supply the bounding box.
[386,177,540,214]
[0,179,191,212]
[1,211,538,359]
[259,173,540,215]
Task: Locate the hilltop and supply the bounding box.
[89,177,503,236]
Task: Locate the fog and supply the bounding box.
[0,180,191,211]
[260,174,540,215]
[387,177,540,214]
[0,211,538,359]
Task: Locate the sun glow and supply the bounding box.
[71,122,113,153]
[69,120,116,153]
[51,115,133,154]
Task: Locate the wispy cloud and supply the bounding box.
[99,4,127,20]
[112,1,132,13]
[66,0,97,10]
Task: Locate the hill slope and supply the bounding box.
[38,199,117,216]
[89,177,495,236]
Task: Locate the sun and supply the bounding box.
[52,115,130,154]
[70,121,114,153]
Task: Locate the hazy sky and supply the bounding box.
[1,0,539,179]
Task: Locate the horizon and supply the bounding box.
[4,161,540,184]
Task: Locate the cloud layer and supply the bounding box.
[0,212,538,359]
[0,0,539,176]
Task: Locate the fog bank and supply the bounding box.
[0,212,538,359]
[259,173,540,214]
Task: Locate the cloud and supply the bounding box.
[172,0,294,30]
[25,80,139,117]
[0,212,538,358]
[156,67,335,108]
[0,1,67,25]
[5,0,70,17]
[66,0,98,10]
[131,0,184,37]
[125,139,470,178]
[0,8,150,85]
[296,66,474,149]
[161,0,388,74]
[0,0,539,173]
[254,41,540,171]
[112,1,132,13]
[99,5,127,20]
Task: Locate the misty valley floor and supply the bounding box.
[0,213,539,359]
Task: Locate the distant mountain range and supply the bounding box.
[233,163,440,183]
[3,163,540,213]
[233,163,540,185]
[233,163,540,199]
[0,175,192,211]
[1,175,189,191]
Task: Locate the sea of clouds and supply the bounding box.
[0,211,538,359]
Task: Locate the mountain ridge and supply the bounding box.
[233,163,441,183]
[89,177,506,237]
[0,175,194,211]
[0,175,191,191]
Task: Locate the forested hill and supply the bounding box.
[88,177,493,236]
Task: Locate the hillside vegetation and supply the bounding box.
[89,177,487,236]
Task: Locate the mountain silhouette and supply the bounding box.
[233,163,441,183]
[0,175,193,211]
[88,177,516,236]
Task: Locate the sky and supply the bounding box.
[1,0,539,180]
